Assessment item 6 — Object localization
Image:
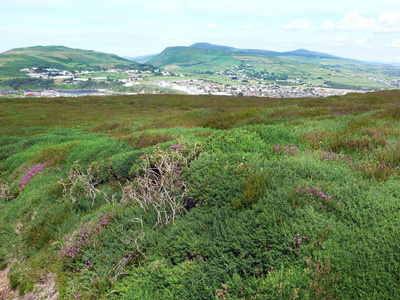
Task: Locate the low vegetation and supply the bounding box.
[1,90,400,299]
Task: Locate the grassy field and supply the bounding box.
[79,73,131,80]
[1,91,400,299]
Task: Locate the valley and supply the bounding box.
[1,43,400,99]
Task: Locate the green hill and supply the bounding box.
[148,45,400,90]
[0,46,141,79]
[148,46,245,70]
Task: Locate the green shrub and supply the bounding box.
[22,203,75,254]
[134,132,175,149]
[205,128,269,154]
[252,123,301,147]
[8,262,35,295]
[0,249,7,270]
[111,150,142,179]
[27,142,78,165]
[232,172,267,210]
[188,152,263,207]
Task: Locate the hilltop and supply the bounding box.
[0,46,141,79]
[189,42,339,58]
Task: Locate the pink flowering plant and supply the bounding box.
[353,162,395,182]
[58,211,146,299]
[60,212,117,267]
[273,143,299,156]
[11,157,64,191]
[289,182,339,214]
[318,149,348,162]
[317,148,398,182]
[10,163,29,180]
[289,227,332,258]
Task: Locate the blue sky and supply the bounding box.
[1,0,400,63]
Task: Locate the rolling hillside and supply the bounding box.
[0,46,141,79]
[148,44,400,90]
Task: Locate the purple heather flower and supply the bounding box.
[170,144,180,151]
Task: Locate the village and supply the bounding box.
[156,79,351,97]
[12,65,396,99]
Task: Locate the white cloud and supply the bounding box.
[321,12,376,32]
[158,0,183,12]
[1,0,81,7]
[285,19,312,31]
[332,35,347,46]
[338,12,376,30]
[169,34,177,38]
[375,11,400,33]
[206,23,218,30]
[355,38,367,45]
[243,23,253,29]
[321,20,335,31]
[333,35,347,42]
[390,39,400,48]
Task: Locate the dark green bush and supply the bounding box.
[232,172,267,210]
[22,203,75,254]
[188,152,262,207]
[8,262,35,295]
[0,249,7,270]
[111,150,142,179]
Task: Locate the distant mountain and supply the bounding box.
[148,46,232,69]
[189,42,338,59]
[148,44,400,91]
[148,45,341,71]
[124,54,157,64]
[0,46,141,79]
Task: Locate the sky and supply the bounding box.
[1,0,400,64]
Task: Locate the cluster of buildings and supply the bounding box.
[156,79,350,98]
[18,68,154,86]
[360,76,400,89]
[15,65,395,99]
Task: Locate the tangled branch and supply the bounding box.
[58,161,101,206]
[0,182,13,201]
[122,142,202,229]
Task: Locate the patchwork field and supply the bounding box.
[1,91,400,299]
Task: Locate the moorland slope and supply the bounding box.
[1,91,400,299]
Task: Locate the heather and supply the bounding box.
[0,91,400,299]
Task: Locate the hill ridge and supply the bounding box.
[0,45,141,79]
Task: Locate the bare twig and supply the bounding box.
[0,182,12,201]
[122,142,202,230]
